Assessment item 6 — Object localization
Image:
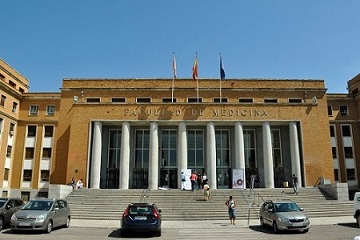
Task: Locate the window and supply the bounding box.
[288,98,303,103]
[344,147,353,158]
[44,126,54,137]
[9,80,16,88]
[46,105,56,116]
[214,98,228,103]
[86,98,100,103]
[19,87,25,93]
[0,95,6,107]
[136,97,151,103]
[0,73,5,80]
[342,125,351,137]
[2,191,8,197]
[340,106,349,116]
[21,192,30,202]
[162,98,176,103]
[23,170,32,181]
[328,106,333,116]
[239,98,253,103]
[9,123,15,136]
[40,170,49,181]
[6,145,12,157]
[187,98,202,103]
[347,169,355,180]
[111,98,126,103]
[12,102,18,113]
[25,148,35,159]
[27,126,37,137]
[4,168,9,181]
[264,99,278,103]
[332,147,337,158]
[37,192,48,198]
[29,105,39,116]
[42,148,52,159]
[330,125,335,137]
[272,129,282,168]
[334,169,339,181]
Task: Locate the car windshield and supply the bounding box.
[274,202,301,212]
[129,206,152,214]
[0,199,6,208]
[22,200,53,211]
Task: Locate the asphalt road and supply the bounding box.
[0,223,359,240]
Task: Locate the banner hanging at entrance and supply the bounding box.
[181,169,192,191]
[232,169,245,189]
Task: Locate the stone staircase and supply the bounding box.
[65,187,354,221]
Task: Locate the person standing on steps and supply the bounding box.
[292,174,299,195]
[225,195,237,225]
[181,171,186,190]
[190,171,197,192]
[197,171,202,190]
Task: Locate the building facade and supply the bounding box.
[0,59,358,200]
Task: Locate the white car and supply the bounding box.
[353,192,360,228]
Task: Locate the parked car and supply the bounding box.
[121,202,162,237]
[0,198,24,230]
[10,198,71,233]
[259,200,310,233]
[353,192,360,228]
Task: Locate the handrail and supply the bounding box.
[139,188,149,203]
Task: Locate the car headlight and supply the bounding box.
[36,214,47,221]
[277,217,290,223]
[11,214,17,221]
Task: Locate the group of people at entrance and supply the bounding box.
[71,177,83,190]
[181,171,210,200]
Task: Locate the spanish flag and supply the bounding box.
[192,55,198,80]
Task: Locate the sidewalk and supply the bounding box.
[70,216,355,229]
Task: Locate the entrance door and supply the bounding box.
[160,169,177,189]
[133,168,148,189]
[217,168,231,189]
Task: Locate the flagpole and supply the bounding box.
[172,52,175,102]
[220,53,222,102]
[196,53,199,102]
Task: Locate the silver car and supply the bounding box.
[10,198,71,233]
[259,200,310,233]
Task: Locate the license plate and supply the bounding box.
[292,222,304,227]
[135,216,147,220]
[18,222,31,226]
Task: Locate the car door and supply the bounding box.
[3,199,16,223]
[262,202,273,225]
[52,200,61,228]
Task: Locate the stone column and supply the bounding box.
[235,121,246,189]
[90,121,102,189]
[207,122,217,189]
[263,122,274,188]
[119,122,130,189]
[177,122,187,189]
[148,122,159,190]
[290,122,302,187]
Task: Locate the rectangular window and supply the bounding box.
[330,125,335,137]
[46,105,56,116]
[0,73,5,80]
[344,147,353,158]
[37,192,48,198]
[162,98,176,103]
[340,106,349,116]
[42,148,52,159]
[332,147,337,159]
[214,98,228,103]
[12,102,18,113]
[239,98,253,103]
[19,87,25,93]
[40,170,50,181]
[23,170,32,181]
[0,95,6,107]
[86,98,101,103]
[328,105,333,116]
[9,80,16,88]
[29,105,39,116]
[288,98,303,103]
[21,192,30,202]
[136,97,151,103]
[342,125,351,137]
[44,126,54,137]
[6,145,12,157]
[4,168,9,181]
[334,169,339,181]
[271,129,282,168]
[9,123,15,136]
[2,191,8,197]
[264,99,278,103]
[25,148,35,159]
[111,98,126,103]
[27,125,37,137]
[187,98,202,103]
[347,169,355,180]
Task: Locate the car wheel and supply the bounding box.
[11,229,19,234]
[155,230,161,237]
[259,217,264,227]
[120,229,127,237]
[65,216,71,228]
[0,216,4,230]
[272,221,279,233]
[303,229,309,233]
[45,220,53,234]
[357,215,360,228]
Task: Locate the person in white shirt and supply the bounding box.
[76,179,83,189]
[202,173,208,188]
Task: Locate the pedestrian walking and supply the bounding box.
[292,174,298,195]
[197,171,202,190]
[202,172,208,187]
[225,195,236,225]
[190,171,197,192]
[181,171,186,190]
[203,183,210,201]
[250,172,256,190]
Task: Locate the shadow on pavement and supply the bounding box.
[337,222,358,229]
[108,229,156,238]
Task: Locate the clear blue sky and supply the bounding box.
[1,1,360,93]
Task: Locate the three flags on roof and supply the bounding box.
[172,54,225,80]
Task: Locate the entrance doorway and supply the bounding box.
[160,169,177,189]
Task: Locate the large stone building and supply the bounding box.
[0,59,358,200]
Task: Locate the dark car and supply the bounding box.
[121,203,162,237]
[11,198,71,233]
[259,200,310,233]
[0,198,24,230]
